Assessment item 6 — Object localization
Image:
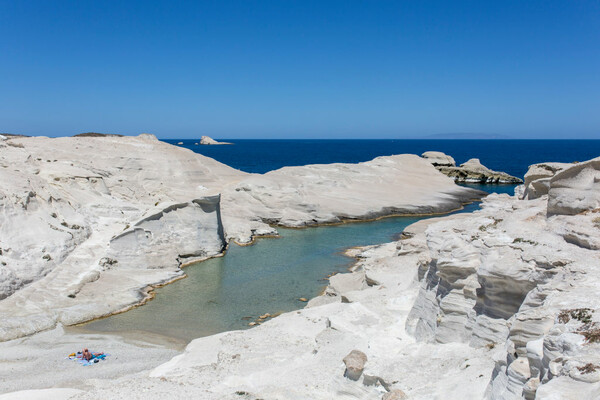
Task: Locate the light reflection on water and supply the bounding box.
[77,185,516,343]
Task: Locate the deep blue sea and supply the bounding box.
[164,139,600,178]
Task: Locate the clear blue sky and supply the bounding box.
[1,0,598,139]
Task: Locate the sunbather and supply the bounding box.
[82,348,92,361]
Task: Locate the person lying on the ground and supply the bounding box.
[82,348,92,361]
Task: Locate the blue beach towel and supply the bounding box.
[66,351,109,366]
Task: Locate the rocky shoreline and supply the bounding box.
[58,155,597,400]
[1,135,597,399]
[0,134,482,342]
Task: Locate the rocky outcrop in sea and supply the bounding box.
[422,151,523,184]
[199,135,233,145]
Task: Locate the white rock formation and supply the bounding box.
[547,157,600,216]
[0,135,480,342]
[3,151,600,399]
[51,156,600,400]
[421,151,456,167]
[199,135,232,145]
[519,162,570,200]
[64,220,498,400]
[0,134,246,340]
[422,152,523,184]
[0,389,84,400]
[406,157,600,399]
[220,154,484,244]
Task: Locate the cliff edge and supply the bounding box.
[0,135,481,342]
[65,156,600,399]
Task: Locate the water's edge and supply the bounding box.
[74,186,513,344]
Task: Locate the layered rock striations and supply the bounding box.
[422,151,523,184]
[0,135,481,341]
[0,134,245,340]
[407,157,600,399]
[3,137,599,399]
[68,156,600,400]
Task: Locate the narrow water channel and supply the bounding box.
[76,185,515,343]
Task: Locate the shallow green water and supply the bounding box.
[80,185,515,343]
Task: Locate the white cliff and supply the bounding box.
[0,135,481,342]
[546,157,600,216]
[517,162,570,200]
[220,154,483,244]
[47,155,600,400]
[406,157,600,399]
[4,135,598,399]
[0,134,246,341]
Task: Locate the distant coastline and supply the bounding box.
[422,132,514,139]
[163,138,600,178]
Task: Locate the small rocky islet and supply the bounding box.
[199,135,233,145]
[0,134,598,399]
[421,150,523,184]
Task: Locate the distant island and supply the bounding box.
[200,135,233,145]
[423,132,514,139]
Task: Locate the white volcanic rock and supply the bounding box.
[421,151,456,167]
[521,157,600,214]
[13,152,600,399]
[461,158,494,171]
[421,152,522,184]
[445,158,522,184]
[221,154,483,243]
[0,323,179,395]
[107,196,226,270]
[0,389,84,400]
[0,135,247,340]
[71,237,497,400]
[13,155,597,400]
[0,136,482,341]
[402,160,600,399]
[520,162,571,200]
[199,135,232,145]
[547,157,600,216]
